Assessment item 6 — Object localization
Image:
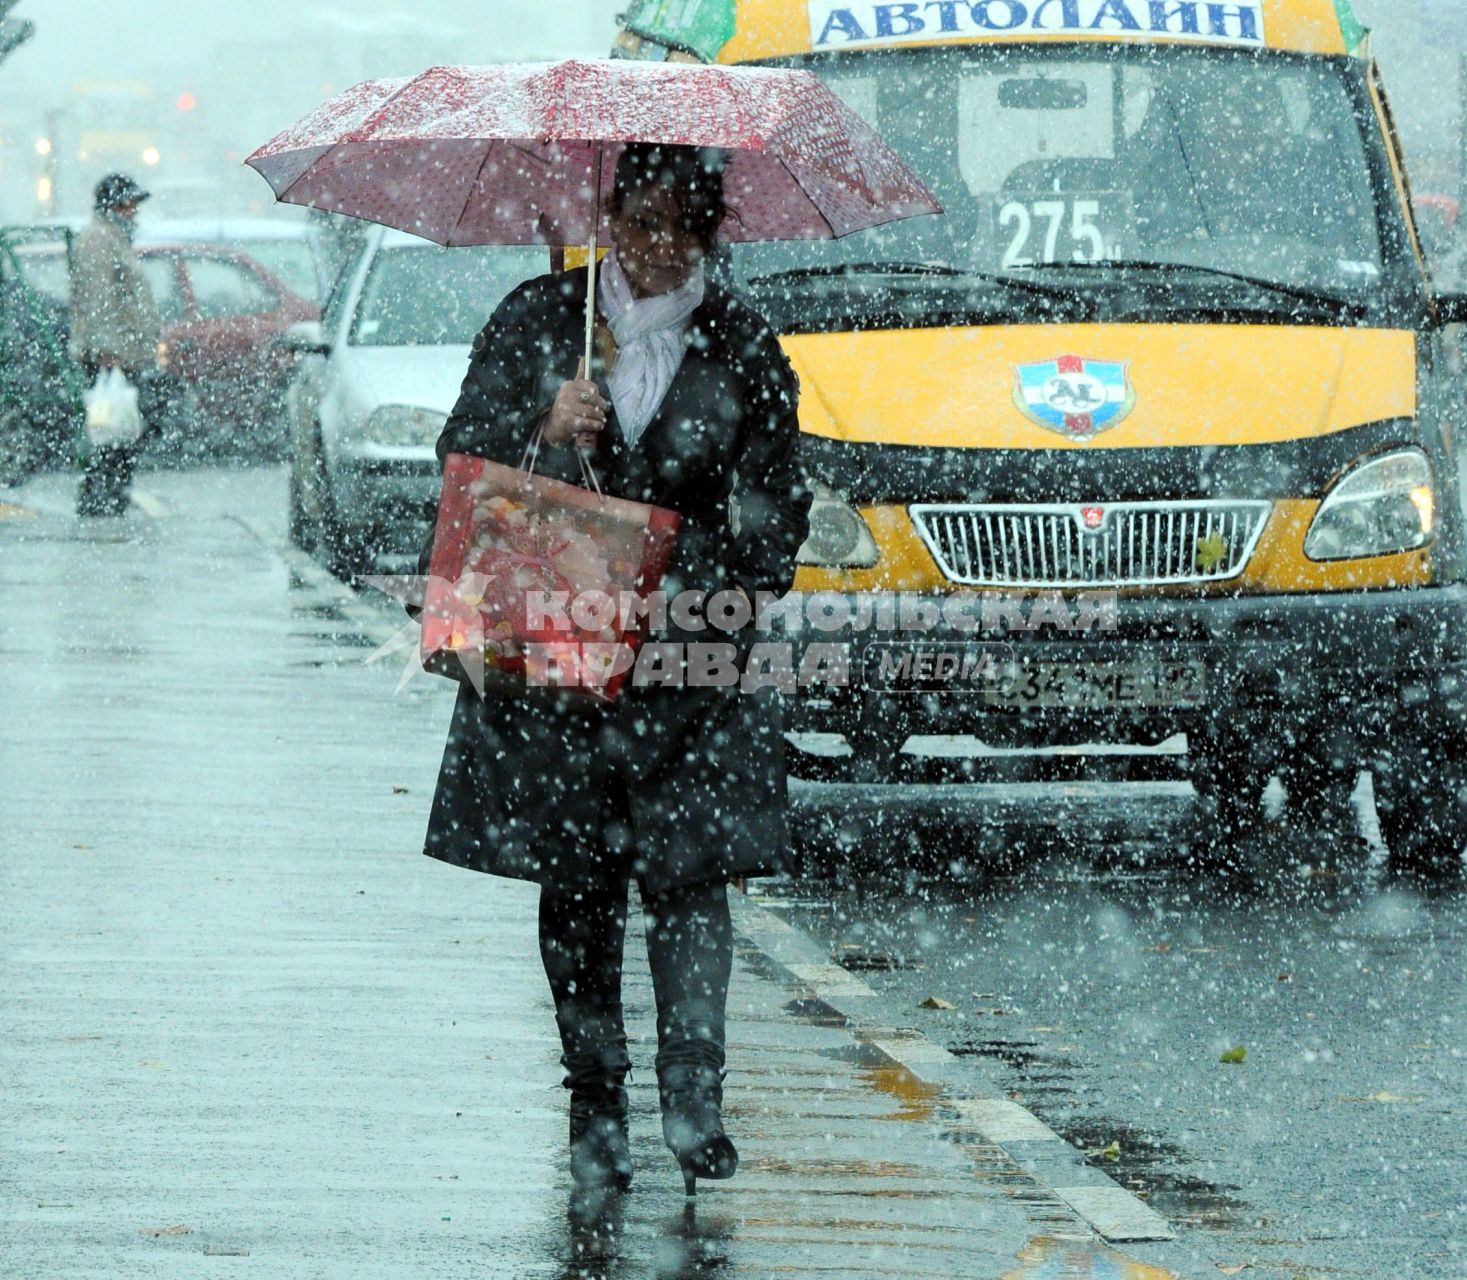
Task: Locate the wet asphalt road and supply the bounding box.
[20,462,1464,1279]
[768,805,1467,1278]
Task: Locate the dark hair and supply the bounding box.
[95,172,150,212]
[609,143,727,249]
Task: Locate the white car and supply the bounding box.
[282,228,546,574]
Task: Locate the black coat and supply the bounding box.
[420,268,812,894]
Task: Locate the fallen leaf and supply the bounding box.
[1086,1140,1121,1161]
[141,1224,191,1237]
[1217,1265,1249,1275]
[1277,973,1293,982]
[1220,1045,1247,1064]
[919,996,956,1010]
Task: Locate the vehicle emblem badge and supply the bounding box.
[1195,531,1230,575]
[1013,355,1136,443]
[1079,505,1106,531]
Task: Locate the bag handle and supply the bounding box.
[517,422,605,498]
[517,357,606,498]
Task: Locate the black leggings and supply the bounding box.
[77,362,164,513]
[538,874,733,1061]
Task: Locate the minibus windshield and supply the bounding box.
[732,46,1385,308]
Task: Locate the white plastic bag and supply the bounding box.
[83,369,144,448]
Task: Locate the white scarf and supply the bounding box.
[598,249,704,446]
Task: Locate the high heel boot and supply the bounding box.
[563,1047,634,1193]
[655,1037,738,1197]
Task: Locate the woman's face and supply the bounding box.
[609,184,711,298]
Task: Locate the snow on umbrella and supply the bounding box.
[245,58,942,367]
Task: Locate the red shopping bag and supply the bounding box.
[421,449,681,703]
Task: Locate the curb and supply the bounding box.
[730,890,1178,1245]
[233,517,406,647]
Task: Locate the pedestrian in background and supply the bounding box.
[423,143,811,1205]
[69,172,163,516]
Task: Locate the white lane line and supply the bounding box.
[785,961,883,1001]
[950,1098,1066,1144]
[130,488,165,519]
[868,1034,966,1071]
[1051,1185,1177,1244]
[731,892,1177,1244]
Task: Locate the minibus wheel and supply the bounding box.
[1187,728,1274,874]
[1371,746,1467,880]
[1278,740,1361,839]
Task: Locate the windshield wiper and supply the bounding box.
[751,261,1076,300]
[753,261,966,282]
[1019,259,1365,314]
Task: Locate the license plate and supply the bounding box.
[982,657,1207,710]
[866,644,1207,711]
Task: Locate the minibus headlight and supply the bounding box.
[796,481,879,568]
[363,405,444,447]
[1303,448,1434,561]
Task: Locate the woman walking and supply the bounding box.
[423,143,811,1200]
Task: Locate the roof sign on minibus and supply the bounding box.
[808,0,1267,49]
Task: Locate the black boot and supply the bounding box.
[656,1037,737,1197]
[563,1047,633,1193]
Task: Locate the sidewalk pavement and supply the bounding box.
[1,477,1187,1279]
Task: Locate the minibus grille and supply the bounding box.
[908,501,1274,588]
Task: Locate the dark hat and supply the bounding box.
[94,172,151,212]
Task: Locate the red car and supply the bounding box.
[14,238,319,455]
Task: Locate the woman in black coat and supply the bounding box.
[423,143,812,1200]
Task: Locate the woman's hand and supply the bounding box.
[542,359,607,451]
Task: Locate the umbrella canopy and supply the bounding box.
[244,59,941,247]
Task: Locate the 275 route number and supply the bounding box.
[998,196,1116,268]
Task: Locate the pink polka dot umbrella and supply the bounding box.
[246,58,941,368]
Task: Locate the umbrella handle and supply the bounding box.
[583,146,602,383]
[583,222,597,380]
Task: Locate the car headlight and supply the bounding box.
[1303,448,1434,562]
[363,405,445,447]
[796,481,879,568]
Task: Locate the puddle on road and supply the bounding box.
[1003,1235,1177,1279]
[952,1040,1246,1229]
[863,1059,942,1123]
